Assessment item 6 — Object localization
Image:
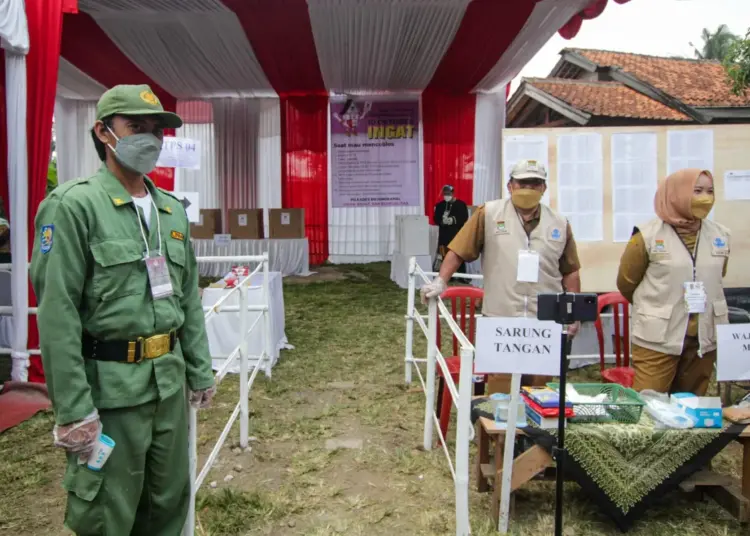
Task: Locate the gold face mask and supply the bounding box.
[511,188,543,210]
[691,194,714,219]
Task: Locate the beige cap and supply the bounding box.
[510,159,547,180]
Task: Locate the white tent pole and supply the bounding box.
[5,50,30,382]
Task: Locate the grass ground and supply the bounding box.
[0,262,746,535]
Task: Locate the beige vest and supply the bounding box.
[482,199,568,317]
[632,218,730,355]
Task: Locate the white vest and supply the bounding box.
[482,199,568,317]
[632,218,730,355]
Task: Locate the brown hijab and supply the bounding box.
[653,168,712,232]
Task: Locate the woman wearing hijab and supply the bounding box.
[616,169,730,395]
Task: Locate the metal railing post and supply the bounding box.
[423,296,438,450]
[454,346,473,536]
[404,256,417,385]
[239,274,249,448]
[262,253,271,371]
[183,403,198,536]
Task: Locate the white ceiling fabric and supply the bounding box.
[473,0,591,93]
[0,0,28,53]
[56,58,107,100]
[307,0,470,94]
[79,0,274,98]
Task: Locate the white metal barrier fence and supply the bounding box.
[404,258,476,536]
[183,254,272,536]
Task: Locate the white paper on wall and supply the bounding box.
[556,133,604,242]
[611,133,658,242]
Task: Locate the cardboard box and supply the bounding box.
[671,393,722,428]
[228,209,264,239]
[269,209,305,239]
[190,209,222,239]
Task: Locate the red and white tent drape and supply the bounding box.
[2,0,632,381]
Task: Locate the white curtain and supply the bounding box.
[175,123,220,209]
[83,0,274,98]
[257,99,282,237]
[473,0,592,92]
[307,0,470,93]
[54,98,101,184]
[5,51,29,381]
[472,91,506,205]
[56,57,107,100]
[0,0,29,53]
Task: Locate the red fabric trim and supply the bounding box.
[422,93,476,218]
[223,0,326,95]
[280,96,328,265]
[0,55,8,219]
[62,0,78,14]
[149,167,175,191]
[426,0,537,94]
[26,0,66,383]
[60,12,176,113]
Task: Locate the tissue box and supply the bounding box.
[671,393,722,428]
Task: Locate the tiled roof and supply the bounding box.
[566,48,750,108]
[524,78,692,121]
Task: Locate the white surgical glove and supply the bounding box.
[53,409,102,460]
[189,384,216,409]
[420,277,447,305]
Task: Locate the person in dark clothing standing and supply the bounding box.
[433,185,469,273]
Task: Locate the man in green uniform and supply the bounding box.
[30,84,215,536]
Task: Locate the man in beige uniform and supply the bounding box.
[421,159,582,393]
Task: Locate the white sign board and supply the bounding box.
[156,137,201,170]
[171,191,200,223]
[724,170,750,201]
[474,317,562,375]
[213,234,232,248]
[717,324,750,381]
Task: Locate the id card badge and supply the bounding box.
[145,255,174,300]
[683,281,706,314]
[517,250,540,283]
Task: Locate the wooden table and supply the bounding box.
[475,417,750,526]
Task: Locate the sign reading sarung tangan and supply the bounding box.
[474,317,562,376]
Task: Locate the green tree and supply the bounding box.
[724,28,750,95]
[690,24,738,60]
[47,159,58,197]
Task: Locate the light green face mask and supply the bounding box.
[107,127,163,175]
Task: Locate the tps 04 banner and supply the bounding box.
[330,98,420,208]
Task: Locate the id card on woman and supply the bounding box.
[683,281,706,313]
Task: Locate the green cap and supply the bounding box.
[96,84,182,129]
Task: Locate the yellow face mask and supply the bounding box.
[691,194,714,219]
[511,188,543,210]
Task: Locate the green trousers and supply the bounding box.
[62,386,190,536]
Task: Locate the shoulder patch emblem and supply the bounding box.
[171,230,185,241]
[40,225,54,254]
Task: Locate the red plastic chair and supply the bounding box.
[434,286,484,440]
[594,292,635,388]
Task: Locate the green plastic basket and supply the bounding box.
[545,382,646,424]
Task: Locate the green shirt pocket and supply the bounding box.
[165,239,186,298]
[89,239,144,301]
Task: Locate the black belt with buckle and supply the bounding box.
[82,331,178,363]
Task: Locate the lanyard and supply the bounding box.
[672,225,700,281]
[513,205,533,250]
[135,198,162,259]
